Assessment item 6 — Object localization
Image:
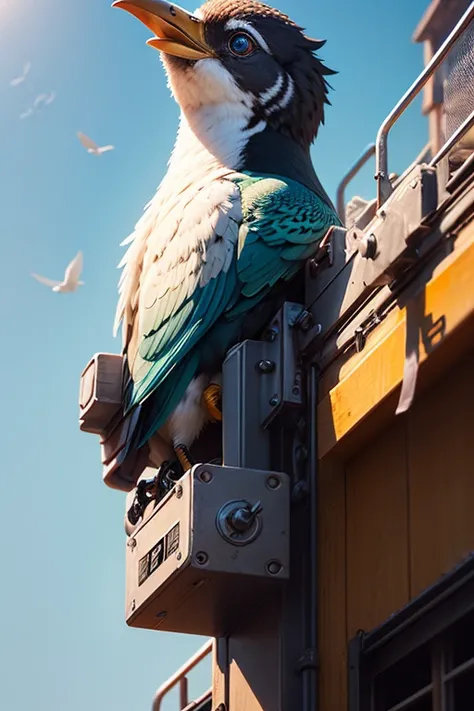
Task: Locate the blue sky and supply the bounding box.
[0,0,429,709]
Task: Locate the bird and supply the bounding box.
[32,251,84,293]
[20,91,56,119]
[10,61,31,87]
[77,132,115,155]
[107,0,341,492]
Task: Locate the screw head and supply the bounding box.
[257,359,275,374]
[358,233,377,259]
[264,327,278,342]
[127,538,137,548]
[198,470,213,484]
[195,551,209,566]
[266,475,281,490]
[266,560,283,576]
[175,484,183,499]
[269,395,280,407]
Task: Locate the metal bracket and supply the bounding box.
[222,302,306,470]
[302,164,439,358]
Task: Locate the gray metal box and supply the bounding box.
[79,353,123,434]
[125,463,290,636]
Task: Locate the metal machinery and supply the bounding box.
[79,2,474,710]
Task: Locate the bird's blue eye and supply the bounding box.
[228,32,255,57]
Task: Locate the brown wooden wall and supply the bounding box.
[318,340,474,711]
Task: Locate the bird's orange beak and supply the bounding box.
[112,0,215,60]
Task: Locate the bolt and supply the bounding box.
[264,327,278,342]
[266,475,281,490]
[175,484,183,499]
[176,551,182,561]
[358,233,377,259]
[296,310,314,332]
[130,599,136,612]
[266,560,283,576]
[257,359,275,374]
[127,538,137,548]
[292,386,300,396]
[195,551,209,566]
[198,470,213,484]
[156,610,167,619]
[269,395,280,407]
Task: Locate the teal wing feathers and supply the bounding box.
[123,172,341,437]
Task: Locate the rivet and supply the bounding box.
[156,610,167,619]
[169,5,177,15]
[198,470,213,483]
[176,551,182,561]
[131,599,136,612]
[195,551,209,566]
[269,395,280,407]
[266,560,283,576]
[127,538,137,548]
[266,475,281,490]
[176,484,183,498]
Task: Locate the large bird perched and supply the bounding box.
[107,0,341,491]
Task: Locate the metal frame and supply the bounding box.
[152,639,213,711]
[348,554,474,711]
[375,1,474,207]
[336,144,375,222]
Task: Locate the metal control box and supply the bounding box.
[125,463,290,637]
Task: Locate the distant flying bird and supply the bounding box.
[77,132,115,155]
[20,91,56,119]
[10,61,31,87]
[105,0,341,491]
[31,252,84,293]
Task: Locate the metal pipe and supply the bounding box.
[302,365,319,711]
[181,688,213,711]
[179,677,189,710]
[152,639,214,711]
[376,1,474,207]
[336,143,375,222]
[429,108,474,167]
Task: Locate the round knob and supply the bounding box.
[216,499,263,546]
[229,501,263,533]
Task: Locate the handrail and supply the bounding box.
[335,143,375,222]
[429,108,474,167]
[152,639,214,711]
[376,1,474,208]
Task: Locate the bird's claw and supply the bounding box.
[175,443,195,472]
[202,383,222,422]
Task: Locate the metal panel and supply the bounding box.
[125,463,290,637]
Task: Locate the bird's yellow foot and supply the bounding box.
[203,383,222,422]
[175,444,195,472]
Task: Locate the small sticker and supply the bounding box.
[166,523,180,557]
[149,541,164,574]
[138,522,181,586]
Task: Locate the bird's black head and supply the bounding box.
[113,0,336,148]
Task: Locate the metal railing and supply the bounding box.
[375,0,474,207]
[336,143,375,222]
[152,639,213,711]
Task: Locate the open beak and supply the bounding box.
[112,0,215,60]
